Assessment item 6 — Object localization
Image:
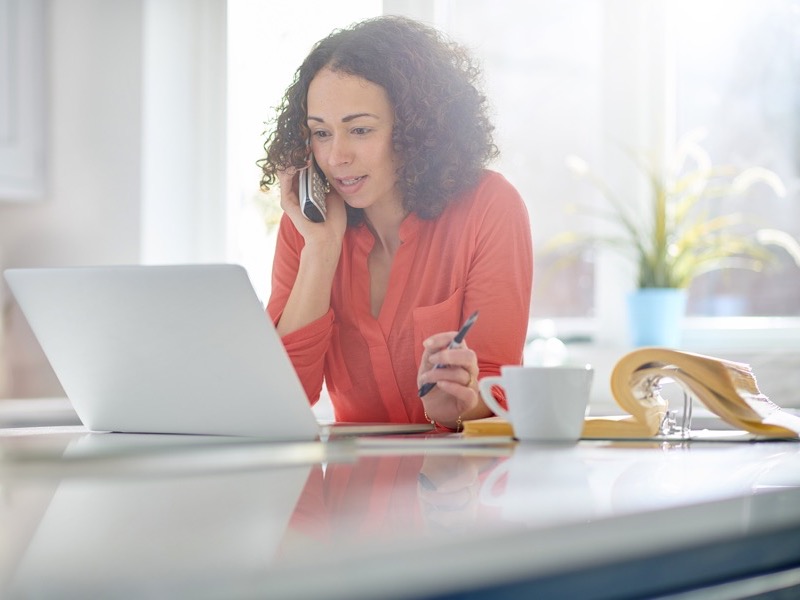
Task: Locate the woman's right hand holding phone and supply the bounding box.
[277,165,347,248]
[274,165,347,336]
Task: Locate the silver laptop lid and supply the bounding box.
[4,264,319,440]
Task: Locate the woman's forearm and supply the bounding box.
[276,241,341,336]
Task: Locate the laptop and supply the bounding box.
[4,264,433,440]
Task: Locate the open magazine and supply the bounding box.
[464,348,800,440]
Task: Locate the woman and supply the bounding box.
[259,16,532,431]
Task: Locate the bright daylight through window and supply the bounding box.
[227,0,800,339]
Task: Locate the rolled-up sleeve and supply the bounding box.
[266,215,333,404]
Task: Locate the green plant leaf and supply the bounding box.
[554,134,798,291]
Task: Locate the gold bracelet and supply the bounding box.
[424,411,463,433]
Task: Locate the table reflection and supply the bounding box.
[283,453,505,551]
[5,469,310,596]
[2,430,800,599]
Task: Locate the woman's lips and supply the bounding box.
[335,175,367,193]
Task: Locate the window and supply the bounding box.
[226,0,800,351]
[225,0,382,302]
[424,0,604,320]
[0,0,46,201]
[672,0,800,317]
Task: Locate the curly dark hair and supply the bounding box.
[258,15,498,225]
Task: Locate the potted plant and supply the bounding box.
[548,130,800,347]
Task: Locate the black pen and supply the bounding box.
[418,311,479,398]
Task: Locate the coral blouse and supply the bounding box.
[267,170,533,424]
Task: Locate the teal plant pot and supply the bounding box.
[626,288,688,348]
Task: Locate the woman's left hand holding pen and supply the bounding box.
[417,332,490,429]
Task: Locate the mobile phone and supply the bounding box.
[298,154,330,223]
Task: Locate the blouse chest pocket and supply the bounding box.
[411,288,465,369]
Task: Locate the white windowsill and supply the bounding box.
[529,317,800,414]
[531,316,800,354]
[681,317,800,353]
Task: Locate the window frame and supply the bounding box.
[0,0,46,201]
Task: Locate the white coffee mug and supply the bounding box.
[478,364,593,442]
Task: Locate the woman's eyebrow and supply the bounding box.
[307,113,380,124]
[342,112,379,122]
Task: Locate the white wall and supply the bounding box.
[0,0,225,398]
[0,0,145,269]
[1,0,145,397]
